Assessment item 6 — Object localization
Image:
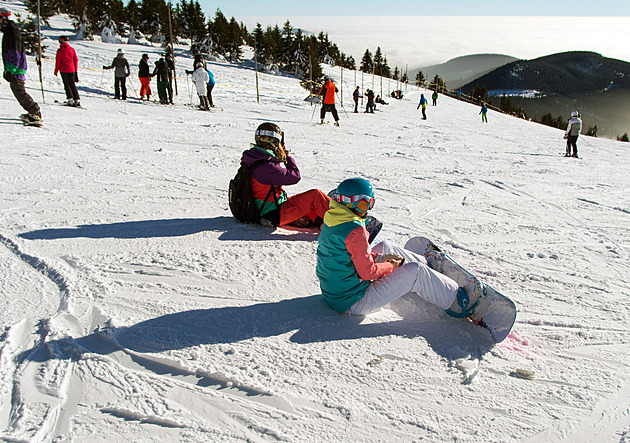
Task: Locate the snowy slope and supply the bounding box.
[1,5,630,442]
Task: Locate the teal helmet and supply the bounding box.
[334,178,375,217]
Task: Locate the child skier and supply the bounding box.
[316,178,475,317]
[191,62,209,110]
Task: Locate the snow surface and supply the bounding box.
[2,5,630,442]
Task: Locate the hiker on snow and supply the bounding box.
[103,48,130,100]
[138,54,152,101]
[318,77,340,126]
[316,178,475,317]
[0,7,42,124]
[240,122,331,229]
[565,110,582,158]
[191,62,210,110]
[54,36,80,107]
[417,94,428,120]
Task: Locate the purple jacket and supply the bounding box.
[241,145,300,186]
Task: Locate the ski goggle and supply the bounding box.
[255,129,284,145]
[335,194,375,214]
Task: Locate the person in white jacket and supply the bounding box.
[565,110,582,157]
[191,63,210,110]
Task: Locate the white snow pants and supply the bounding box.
[346,240,458,315]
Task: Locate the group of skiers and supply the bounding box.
[0,6,217,123]
[230,122,476,323]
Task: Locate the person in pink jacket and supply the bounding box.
[54,36,80,107]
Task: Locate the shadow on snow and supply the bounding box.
[18,216,319,242]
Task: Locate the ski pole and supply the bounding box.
[187,73,192,105]
[335,91,349,118]
[127,76,138,99]
[311,100,318,121]
[97,69,105,95]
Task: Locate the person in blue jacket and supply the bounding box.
[316,178,475,317]
[417,94,428,120]
[480,103,488,123]
[206,68,215,107]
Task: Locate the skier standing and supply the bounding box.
[318,77,340,126]
[165,53,175,104]
[365,89,375,113]
[191,62,209,110]
[565,110,582,158]
[54,36,80,107]
[151,57,170,104]
[353,86,360,113]
[0,7,42,125]
[206,67,215,107]
[417,94,428,119]
[240,122,331,228]
[138,54,151,101]
[103,49,130,100]
[432,90,438,106]
[479,103,488,123]
[316,178,474,317]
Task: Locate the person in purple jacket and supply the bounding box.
[240,122,331,229]
[353,86,360,113]
[1,7,42,124]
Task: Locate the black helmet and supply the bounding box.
[58,35,69,43]
[255,122,284,149]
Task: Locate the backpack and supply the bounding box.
[228,159,276,223]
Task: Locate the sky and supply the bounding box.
[193,1,630,69]
[199,0,630,17]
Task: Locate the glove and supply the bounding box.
[102,65,107,69]
[3,71,13,82]
[74,72,79,82]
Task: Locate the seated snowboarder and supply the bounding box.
[316,177,476,316]
[241,122,331,229]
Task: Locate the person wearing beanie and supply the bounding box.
[0,7,42,124]
[54,36,80,107]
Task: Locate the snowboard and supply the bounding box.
[405,236,516,343]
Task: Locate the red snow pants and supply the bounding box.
[279,189,331,226]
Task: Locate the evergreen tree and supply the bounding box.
[14,12,48,55]
[360,49,372,73]
[227,17,243,62]
[124,0,141,31]
[176,0,206,45]
[280,20,294,70]
[373,46,383,74]
[415,70,425,87]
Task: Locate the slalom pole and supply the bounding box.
[36,0,45,103]
[97,69,105,95]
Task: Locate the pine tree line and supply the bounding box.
[18,1,413,91]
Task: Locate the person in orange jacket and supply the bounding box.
[54,36,80,106]
[318,77,340,126]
